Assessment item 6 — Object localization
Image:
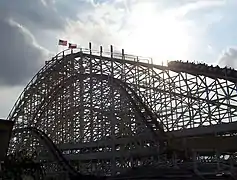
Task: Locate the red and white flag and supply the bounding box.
[58,39,67,46]
[69,43,77,49]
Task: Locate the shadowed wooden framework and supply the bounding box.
[7,43,237,177]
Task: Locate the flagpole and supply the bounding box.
[57,39,60,54]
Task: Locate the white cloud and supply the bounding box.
[60,0,127,51]
[8,18,50,57]
[218,47,237,68]
[60,0,224,64]
[173,0,224,17]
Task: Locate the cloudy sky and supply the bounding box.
[0,0,237,118]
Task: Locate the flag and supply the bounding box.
[58,39,67,46]
[69,43,77,49]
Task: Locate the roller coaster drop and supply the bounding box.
[8,43,237,179]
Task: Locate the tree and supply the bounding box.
[0,150,45,180]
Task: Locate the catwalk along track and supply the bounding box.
[8,43,237,179]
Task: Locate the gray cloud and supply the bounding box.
[0,0,66,31]
[0,18,47,86]
[0,0,67,86]
[218,47,237,68]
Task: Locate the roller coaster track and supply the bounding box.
[9,52,170,150]
[19,74,166,140]
[13,127,237,180]
[8,48,237,122]
[13,72,172,150]
[168,61,237,84]
[9,49,237,130]
[8,47,237,178]
[13,127,80,177]
[10,48,237,156]
[14,127,110,179]
[11,128,196,180]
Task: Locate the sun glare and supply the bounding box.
[121,2,193,64]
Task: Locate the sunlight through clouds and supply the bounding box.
[118,0,225,63]
[61,0,225,64]
[120,2,194,63]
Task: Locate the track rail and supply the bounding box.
[8,47,237,176]
[13,72,170,150]
[9,48,235,155]
[168,61,237,83]
[13,127,80,177]
[8,48,237,121]
[13,127,108,179]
